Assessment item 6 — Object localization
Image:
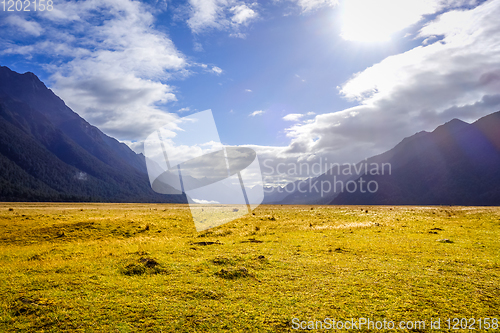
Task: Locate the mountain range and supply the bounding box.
[0,66,185,203]
[331,113,500,205]
[272,112,500,205]
[1,66,499,205]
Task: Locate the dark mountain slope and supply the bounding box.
[0,66,184,202]
[0,66,146,174]
[331,112,500,205]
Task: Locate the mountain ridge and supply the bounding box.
[0,66,184,203]
[331,111,500,205]
[0,66,147,174]
[271,111,500,206]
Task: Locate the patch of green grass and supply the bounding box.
[0,203,499,331]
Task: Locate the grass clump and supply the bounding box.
[9,296,56,317]
[211,256,239,266]
[438,238,454,243]
[215,266,250,279]
[122,263,146,276]
[121,257,168,276]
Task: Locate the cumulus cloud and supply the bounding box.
[340,0,480,42]
[238,0,500,186]
[186,0,258,34]
[283,112,316,122]
[280,0,500,168]
[283,113,305,121]
[249,110,265,116]
[1,0,189,141]
[187,0,225,33]
[293,0,338,12]
[211,66,223,75]
[230,4,258,24]
[341,0,438,42]
[4,16,43,36]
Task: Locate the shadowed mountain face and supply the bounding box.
[331,112,500,205]
[0,66,147,174]
[0,66,186,203]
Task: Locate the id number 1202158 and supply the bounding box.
[446,318,498,330]
[2,0,53,11]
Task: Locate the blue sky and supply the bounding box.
[1,0,500,184]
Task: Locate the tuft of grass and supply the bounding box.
[438,238,454,243]
[122,258,168,276]
[122,263,146,276]
[211,256,238,266]
[215,267,250,279]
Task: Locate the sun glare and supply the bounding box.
[341,0,438,43]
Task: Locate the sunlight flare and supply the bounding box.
[341,0,439,42]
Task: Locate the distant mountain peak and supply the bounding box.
[446,118,468,125]
[331,111,500,205]
[432,118,469,135]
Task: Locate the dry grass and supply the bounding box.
[0,203,499,332]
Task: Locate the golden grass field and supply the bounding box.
[0,203,499,332]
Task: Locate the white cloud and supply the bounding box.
[187,0,225,33]
[245,89,253,92]
[2,0,188,141]
[230,4,257,24]
[245,0,500,186]
[283,112,316,122]
[4,16,43,36]
[293,0,338,12]
[283,113,305,121]
[281,0,500,166]
[229,32,247,38]
[186,0,258,34]
[340,1,500,109]
[178,107,191,112]
[193,41,204,52]
[341,0,438,42]
[249,110,265,116]
[121,140,145,154]
[340,0,479,42]
[211,66,223,75]
[192,199,220,204]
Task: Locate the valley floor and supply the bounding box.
[0,203,499,332]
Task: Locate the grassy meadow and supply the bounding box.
[0,203,499,332]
